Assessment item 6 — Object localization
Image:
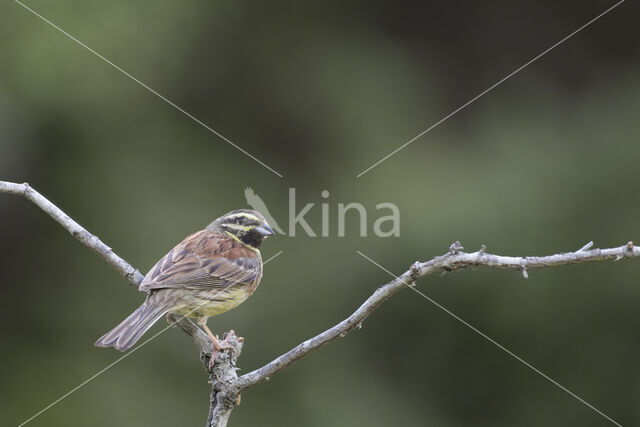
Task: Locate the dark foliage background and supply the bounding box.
[1,1,639,426]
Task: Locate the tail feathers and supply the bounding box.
[95,301,169,351]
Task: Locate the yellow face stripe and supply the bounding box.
[223,224,254,231]
[225,213,260,222]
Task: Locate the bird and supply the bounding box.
[244,187,285,235]
[95,209,274,366]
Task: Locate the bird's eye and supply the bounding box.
[236,217,245,225]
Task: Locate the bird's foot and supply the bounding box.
[220,329,245,346]
[208,330,241,369]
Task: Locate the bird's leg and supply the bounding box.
[197,316,231,369]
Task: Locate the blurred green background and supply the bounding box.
[2,1,639,426]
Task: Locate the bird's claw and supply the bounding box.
[208,330,239,370]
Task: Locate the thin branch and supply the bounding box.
[0,180,207,356]
[230,240,640,393]
[0,181,144,285]
[167,314,212,359]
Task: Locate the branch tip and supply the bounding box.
[578,241,594,252]
[448,241,464,254]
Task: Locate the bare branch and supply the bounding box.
[167,314,212,360]
[0,180,208,359]
[230,240,640,393]
[1,180,248,426]
[206,332,243,427]
[4,180,638,425]
[0,180,144,285]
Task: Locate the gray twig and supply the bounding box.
[0,181,144,285]
[229,240,640,395]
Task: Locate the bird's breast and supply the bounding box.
[168,286,253,318]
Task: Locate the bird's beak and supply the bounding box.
[255,223,274,237]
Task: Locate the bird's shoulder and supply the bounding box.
[139,229,261,292]
[182,229,258,260]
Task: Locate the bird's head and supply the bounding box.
[207,209,274,250]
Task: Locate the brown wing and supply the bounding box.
[139,229,262,293]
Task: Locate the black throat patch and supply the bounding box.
[240,228,265,249]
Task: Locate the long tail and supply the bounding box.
[95,299,170,351]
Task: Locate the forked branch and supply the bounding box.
[2,180,638,426]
